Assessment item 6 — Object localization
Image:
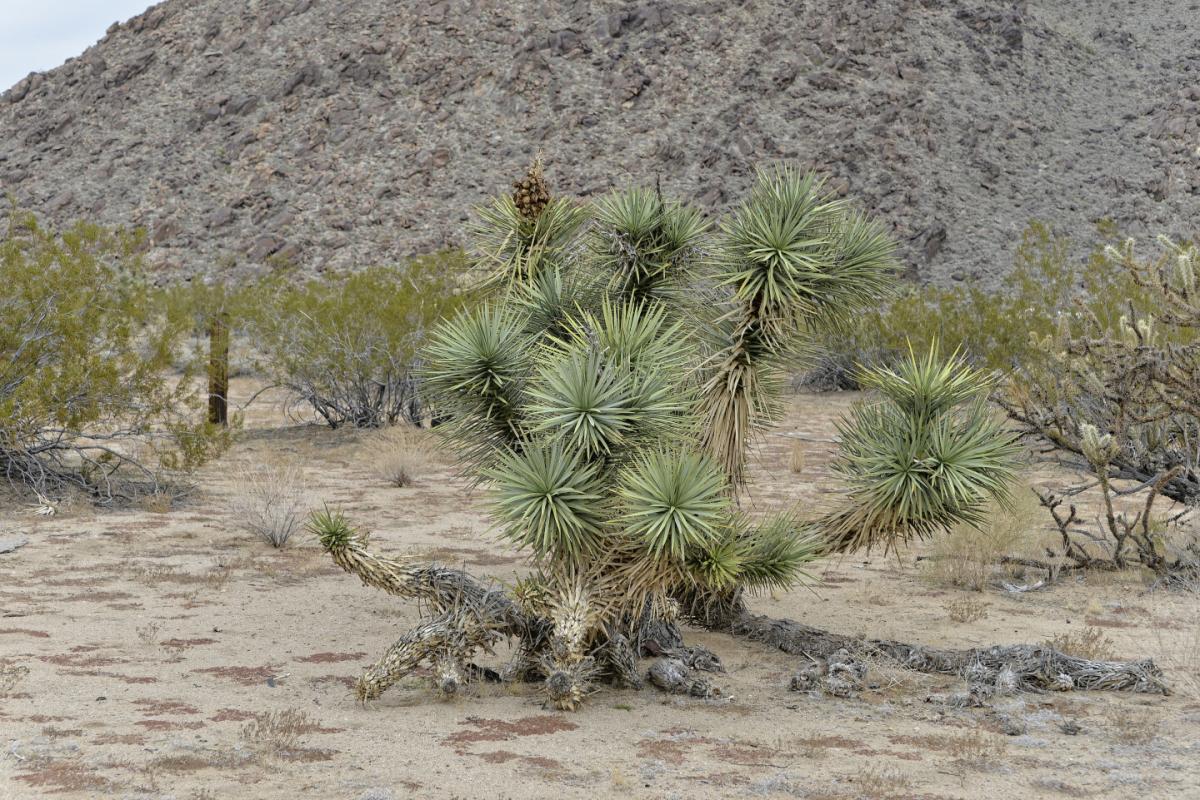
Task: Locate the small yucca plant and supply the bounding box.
[318,161,1022,709]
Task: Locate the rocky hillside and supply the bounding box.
[0,0,1196,285]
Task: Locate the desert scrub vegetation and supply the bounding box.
[0,211,229,503]
[231,460,306,547]
[802,221,1150,388]
[311,159,1167,710]
[1002,236,1200,582]
[243,251,474,429]
[919,489,1045,591]
[240,709,314,757]
[365,424,433,487]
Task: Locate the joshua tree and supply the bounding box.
[313,161,1168,708]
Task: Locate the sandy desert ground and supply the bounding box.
[2,384,1199,799]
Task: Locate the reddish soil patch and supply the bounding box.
[58,591,134,602]
[210,708,259,722]
[150,754,213,772]
[443,715,579,746]
[0,627,50,638]
[310,674,357,689]
[712,742,785,767]
[133,699,200,716]
[24,714,71,723]
[93,732,147,745]
[161,637,218,648]
[474,750,562,770]
[41,653,126,668]
[16,761,114,793]
[1084,615,1137,629]
[637,738,690,765]
[796,735,867,750]
[40,575,118,587]
[192,664,281,685]
[136,719,206,731]
[41,726,84,739]
[297,651,367,663]
[280,747,337,763]
[64,670,157,684]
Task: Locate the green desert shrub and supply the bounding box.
[801,222,1153,388]
[244,250,474,428]
[0,211,228,502]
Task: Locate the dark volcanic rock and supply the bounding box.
[0,0,1195,287]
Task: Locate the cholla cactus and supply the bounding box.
[1003,236,1200,578]
[316,161,1023,708]
[1080,423,1121,467]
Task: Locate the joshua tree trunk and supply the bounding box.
[207,312,230,427]
[679,591,1167,694]
[320,527,1168,703]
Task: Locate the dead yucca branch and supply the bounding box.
[231,460,306,547]
[365,425,433,487]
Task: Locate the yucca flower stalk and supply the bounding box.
[471,158,589,293]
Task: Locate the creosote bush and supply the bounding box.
[244,252,473,429]
[803,221,1151,388]
[0,211,229,502]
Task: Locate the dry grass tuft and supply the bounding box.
[231,460,306,547]
[946,595,990,623]
[136,622,162,645]
[366,425,433,488]
[787,439,806,474]
[1046,627,1115,661]
[1154,620,1200,701]
[947,730,1006,772]
[853,765,912,798]
[921,489,1045,591]
[240,709,313,756]
[1107,708,1160,745]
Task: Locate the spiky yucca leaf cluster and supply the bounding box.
[700,165,900,484]
[824,346,1022,553]
[589,188,708,306]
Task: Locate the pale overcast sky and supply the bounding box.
[0,1,153,91]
